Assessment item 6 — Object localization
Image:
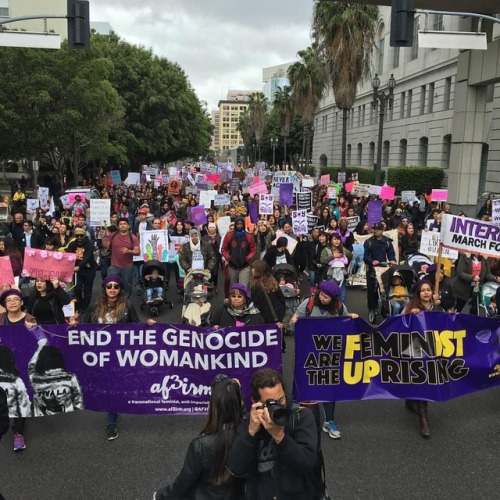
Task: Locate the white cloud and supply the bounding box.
[90,0,313,110]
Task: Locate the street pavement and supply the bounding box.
[1,277,500,499]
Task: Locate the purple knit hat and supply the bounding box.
[319,281,341,300]
[230,283,251,300]
[102,275,124,288]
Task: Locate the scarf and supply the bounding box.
[226,301,260,318]
[189,240,201,252]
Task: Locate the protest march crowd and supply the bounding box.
[1,163,500,500]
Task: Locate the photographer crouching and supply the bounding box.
[227,369,318,499]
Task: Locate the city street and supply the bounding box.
[1,282,499,499]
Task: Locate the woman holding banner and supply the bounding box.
[403,280,444,437]
[81,275,155,441]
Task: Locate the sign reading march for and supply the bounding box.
[0,323,282,418]
[293,313,500,403]
[440,214,500,258]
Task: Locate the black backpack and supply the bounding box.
[288,402,331,500]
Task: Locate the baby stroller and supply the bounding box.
[182,269,214,326]
[381,265,416,316]
[406,252,433,279]
[140,260,173,317]
[272,263,301,335]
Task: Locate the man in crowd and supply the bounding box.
[102,218,140,299]
[20,220,45,253]
[221,216,256,288]
[226,369,318,499]
[178,228,216,276]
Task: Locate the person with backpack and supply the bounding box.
[226,368,319,500]
[291,281,359,440]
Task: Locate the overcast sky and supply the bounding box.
[90,0,313,111]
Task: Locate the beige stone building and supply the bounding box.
[312,5,500,212]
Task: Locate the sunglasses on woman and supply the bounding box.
[106,284,120,290]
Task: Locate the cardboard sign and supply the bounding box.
[259,194,274,215]
[320,174,331,184]
[216,216,232,238]
[140,230,169,262]
[401,190,416,203]
[273,231,297,254]
[169,236,189,260]
[26,198,39,213]
[248,182,268,197]
[214,194,231,207]
[347,216,360,231]
[338,172,346,184]
[89,199,111,226]
[493,199,500,226]
[110,170,122,185]
[419,230,458,259]
[0,256,15,286]
[307,215,319,232]
[168,178,181,195]
[367,200,383,225]
[22,248,77,282]
[292,210,308,235]
[295,191,312,210]
[431,189,448,201]
[380,185,396,200]
[352,184,371,198]
[124,172,140,185]
[38,187,50,209]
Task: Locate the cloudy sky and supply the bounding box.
[90,0,314,111]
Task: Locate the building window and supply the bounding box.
[444,77,452,110]
[369,142,375,166]
[428,82,435,113]
[419,137,428,166]
[357,143,363,165]
[420,85,426,115]
[399,139,407,166]
[370,103,374,125]
[378,36,385,75]
[407,89,412,118]
[486,84,495,103]
[433,14,444,30]
[393,46,400,69]
[400,91,406,119]
[347,144,352,165]
[361,105,365,126]
[410,16,419,60]
[383,140,390,167]
[319,154,328,167]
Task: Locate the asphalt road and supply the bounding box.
[1,277,500,500]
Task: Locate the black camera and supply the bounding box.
[259,399,288,426]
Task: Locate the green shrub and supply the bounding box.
[386,166,444,194]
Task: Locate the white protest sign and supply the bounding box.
[302,177,314,188]
[214,194,231,206]
[125,172,141,185]
[338,172,346,183]
[140,230,169,262]
[419,230,458,259]
[401,191,416,203]
[38,187,50,210]
[352,184,371,197]
[273,231,297,254]
[368,184,381,196]
[346,216,360,231]
[441,214,500,258]
[26,199,39,213]
[187,173,196,186]
[217,216,231,239]
[292,210,308,235]
[169,235,189,260]
[199,190,217,209]
[493,199,500,226]
[89,199,111,226]
[259,194,274,215]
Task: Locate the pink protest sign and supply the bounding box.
[0,256,15,286]
[248,182,269,197]
[431,189,448,201]
[205,174,220,183]
[380,185,396,200]
[22,248,77,282]
[345,182,354,193]
[320,174,331,184]
[67,192,87,203]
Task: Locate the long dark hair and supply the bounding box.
[201,378,243,486]
[313,292,342,315]
[250,260,278,292]
[34,346,66,373]
[404,280,433,313]
[0,345,19,376]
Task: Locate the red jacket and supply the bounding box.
[222,230,256,269]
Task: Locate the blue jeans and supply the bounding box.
[133,261,143,289]
[107,412,118,425]
[146,287,163,300]
[308,269,316,287]
[107,265,133,299]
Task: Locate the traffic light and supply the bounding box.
[390,0,415,47]
[67,0,90,50]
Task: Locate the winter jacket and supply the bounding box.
[452,254,496,301]
[26,286,70,325]
[210,303,264,328]
[263,247,294,269]
[250,285,286,324]
[155,432,244,500]
[254,229,275,258]
[226,403,318,500]
[363,235,396,267]
[178,241,216,275]
[81,302,139,324]
[221,231,256,269]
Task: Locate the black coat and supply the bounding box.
[0,387,9,440]
[250,285,286,324]
[155,432,244,500]
[210,305,264,328]
[263,246,294,269]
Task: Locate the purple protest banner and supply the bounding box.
[0,323,282,417]
[279,183,294,206]
[293,313,500,403]
[248,200,259,223]
[190,205,208,226]
[367,200,383,225]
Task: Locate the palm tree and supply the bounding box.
[312,1,379,172]
[236,110,254,166]
[288,46,325,173]
[273,85,294,168]
[248,91,268,162]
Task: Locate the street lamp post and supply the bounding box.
[270,137,278,170]
[372,73,396,186]
[252,143,257,164]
